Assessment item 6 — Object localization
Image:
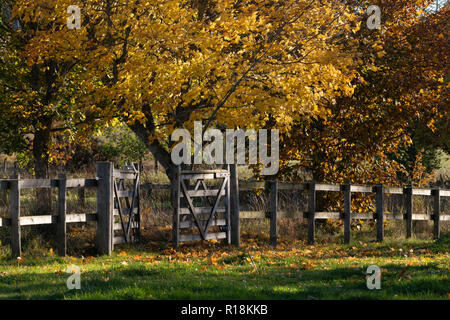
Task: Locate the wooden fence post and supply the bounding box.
[343,182,351,244]
[224,165,231,245]
[268,180,278,246]
[405,185,413,239]
[9,174,21,258]
[78,188,85,207]
[376,184,384,242]
[307,181,316,245]
[57,174,67,256]
[230,164,240,246]
[134,162,142,242]
[432,188,440,239]
[172,166,181,248]
[0,161,6,202]
[96,162,113,255]
[0,184,6,204]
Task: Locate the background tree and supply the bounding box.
[280,0,448,185]
[278,0,448,214]
[0,0,106,182]
[19,0,363,179]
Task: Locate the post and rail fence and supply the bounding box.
[0,162,140,258]
[140,170,450,247]
[0,163,449,257]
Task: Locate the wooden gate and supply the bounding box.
[113,164,141,247]
[172,166,231,247]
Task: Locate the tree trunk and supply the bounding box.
[33,122,52,212]
[129,122,175,181]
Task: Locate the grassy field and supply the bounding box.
[0,235,448,300]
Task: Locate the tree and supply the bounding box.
[280,0,448,186]
[19,0,363,179]
[0,0,105,181]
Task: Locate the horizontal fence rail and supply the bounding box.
[0,178,98,190]
[0,176,100,258]
[141,179,450,246]
[1,168,449,253]
[0,162,141,258]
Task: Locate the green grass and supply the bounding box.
[0,236,448,300]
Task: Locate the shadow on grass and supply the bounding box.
[0,261,447,300]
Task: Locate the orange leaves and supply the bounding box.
[209,256,218,266]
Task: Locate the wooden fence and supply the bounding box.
[141,177,450,246]
[1,162,449,256]
[0,162,139,258]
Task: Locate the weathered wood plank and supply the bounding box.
[20,215,56,226]
[268,180,278,246]
[440,215,450,221]
[350,185,374,193]
[179,232,227,242]
[433,189,440,239]
[351,213,376,219]
[412,214,432,221]
[344,182,351,244]
[230,164,240,247]
[376,185,384,242]
[66,213,97,223]
[179,207,226,215]
[384,187,403,194]
[384,214,404,220]
[96,162,114,255]
[9,178,21,258]
[405,186,413,238]
[20,179,58,189]
[180,173,216,180]
[179,189,226,198]
[172,166,181,248]
[308,181,316,245]
[315,212,341,219]
[179,219,226,229]
[315,184,341,192]
[112,172,137,180]
[440,190,450,197]
[224,166,231,245]
[412,188,432,196]
[57,174,67,257]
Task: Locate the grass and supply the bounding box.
[0,235,448,300]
